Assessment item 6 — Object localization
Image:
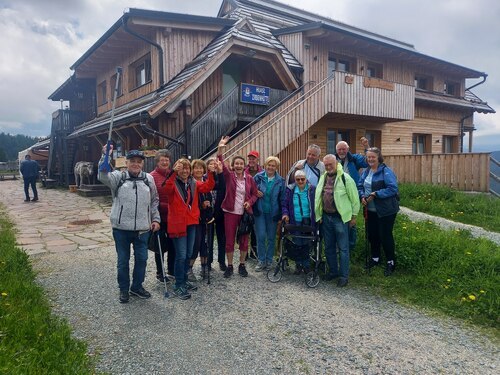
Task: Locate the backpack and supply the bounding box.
[114,171,150,197]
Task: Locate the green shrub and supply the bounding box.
[399,183,500,232]
[0,209,96,374]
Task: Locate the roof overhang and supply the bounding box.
[415,90,495,114]
[148,40,299,117]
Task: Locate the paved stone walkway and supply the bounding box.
[0,180,114,255]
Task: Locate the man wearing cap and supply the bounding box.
[98,146,160,303]
[245,150,263,259]
[20,154,40,202]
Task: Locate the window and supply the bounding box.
[444,81,459,96]
[364,131,381,149]
[415,75,433,91]
[222,62,241,95]
[326,129,351,154]
[443,136,458,153]
[366,61,383,79]
[110,73,123,98]
[129,54,151,89]
[97,80,107,106]
[412,134,431,154]
[328,54,356,75]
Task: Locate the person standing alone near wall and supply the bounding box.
[20,154,40,202]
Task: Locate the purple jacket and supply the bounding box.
[218,155,258,214]
[282,183,317,230]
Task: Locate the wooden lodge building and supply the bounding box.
[32,0,494,185]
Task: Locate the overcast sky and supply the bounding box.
[0,0,498,151]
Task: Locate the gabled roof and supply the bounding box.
[147,17,301,117]
[70,8,235,71]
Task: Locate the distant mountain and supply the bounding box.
[0,133,40,161]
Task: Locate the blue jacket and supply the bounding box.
[335,152,368,185]
[253,171,285,222]
[20,159,40,178]
[358,164,399,218]
[282,183,317,230]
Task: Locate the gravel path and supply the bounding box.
[1,181,498,374]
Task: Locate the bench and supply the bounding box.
[0,174,18,181]
[41,178,58,188]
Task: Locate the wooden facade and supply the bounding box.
[44,1,493,186]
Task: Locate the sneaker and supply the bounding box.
[130,287,151,299]
[238,264,248,277]
[32,197,38,202]
[264,261,273,270]
[219,262,227,272]
[119,290,129,303]
[255,261,265,272]
[173,286,191,300]
[185,280,198,292]
[187,268,198,282]
[365,259,380,270]
[224,265,234,278]
[24,198,30,202]
[156,274,170,284]
[384,263,395,276]
[337,278,348,287]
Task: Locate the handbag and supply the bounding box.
[237,211,254,240]
[147,230,159,254]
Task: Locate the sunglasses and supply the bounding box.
[295,178,306,182]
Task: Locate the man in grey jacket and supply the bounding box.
[286,144,325,187]
[98,147,160,303]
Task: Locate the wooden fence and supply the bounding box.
[384,153,491,192]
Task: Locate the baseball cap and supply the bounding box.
[126,150,145,160]
[247,150,260,158]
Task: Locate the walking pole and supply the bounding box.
[205,218,215,285]
[364,206,371,275]
[99,66,122,173]
[157,231,170,298]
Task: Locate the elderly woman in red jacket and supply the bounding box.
[165,158,218,300]
[217,136,259,279]
[149,149,175,282]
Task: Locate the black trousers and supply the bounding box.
[214,214,226,264]
[366,211,397,263]
[154,222,175,276]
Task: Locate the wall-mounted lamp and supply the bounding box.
[435,139,440,143]
[312,134,318,139]
[304,43,310,50]
[395,137,401,142]
[245,49,256,57]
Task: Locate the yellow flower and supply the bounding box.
[468,295,476,301]
[1,292,7,297]
[446,279,451,282]
[461,297,466,302]
[466,251,472,255]
[480,290,485,294]
[402,226,407,230]
[443,285,449,289]
[416,226,419,230]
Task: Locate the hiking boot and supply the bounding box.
[219,262,227,272]
[224,265,234,278]
[185,281,198,292]
[119,290,129,304]
[156,274,169,284]
[384,263,395,277]
[173,286,191,300]
[187,268,198,282]
[24,198,30,202]
[365,259,380,270]
[32,197,38,202]
[238,264,248,277]
[255,261,265,272]
[337,278,348,287]
[130,287,151,299]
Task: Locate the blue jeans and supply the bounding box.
[322,213,349,279]
[255,213,278,265]
[112,229,149,292]
[171,225,196,288]
[23,176,38,200]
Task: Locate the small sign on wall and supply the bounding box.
[240,83,270,106]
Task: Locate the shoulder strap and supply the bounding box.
[114,171,127,197]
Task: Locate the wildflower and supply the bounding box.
[1,292,7,297]
[466,251,472,255]
[443,285,449,289]
[461,297,466,302]
[468,295,476,301]
[480,290,485,294]
[38,333,43,337]
[446,279,451,282]
[416,226,419,230]
[402,226,407,230]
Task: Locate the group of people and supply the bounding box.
[99,135,399,303]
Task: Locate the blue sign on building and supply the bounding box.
[240,83,270,106]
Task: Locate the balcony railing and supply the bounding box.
[327,71,415,120]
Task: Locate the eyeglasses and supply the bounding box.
[295,178,306,182]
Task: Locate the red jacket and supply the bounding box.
[150,167,170,223]
[165,171,215,237]
[218,155,258,214]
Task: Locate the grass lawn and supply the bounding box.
[350,213,499,336]
[399,183,500,232]
[0,206,96,374]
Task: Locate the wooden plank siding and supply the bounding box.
[385,153,490,192]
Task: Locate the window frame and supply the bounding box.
[412,133,431,154]
[414,75,433,91]
[97,80,107,106]
[328,53,356,75]
[129,53,152,90]
[326,129,351,154]
[444,81,459,97]
[442,135,458,153]
[110,73,123,98]
[366,61,383,79]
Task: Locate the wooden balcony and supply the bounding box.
[327,71,414,120]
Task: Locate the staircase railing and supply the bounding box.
[167,85,240,160]
[490,155,500,197]
[220,74,335,161]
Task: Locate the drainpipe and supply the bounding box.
[459,113,473,153]
[122,15,165,86]
[465,73,487,91]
